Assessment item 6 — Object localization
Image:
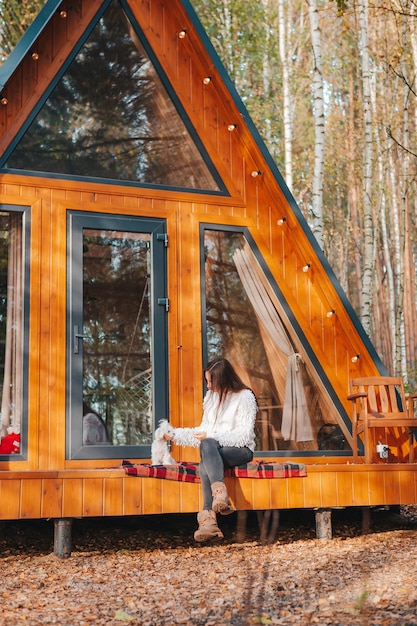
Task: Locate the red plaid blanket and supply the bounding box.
[122,460,307,482]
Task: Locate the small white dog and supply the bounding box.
[151,419,176,465]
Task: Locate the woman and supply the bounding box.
[164,358,258,542]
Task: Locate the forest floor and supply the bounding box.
[1,507,417,625]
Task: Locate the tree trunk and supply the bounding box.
[307,0,324,248]
[278,0,293,191]
[370,68,395,372]
[346,69,362,313]
[357,0,374,336]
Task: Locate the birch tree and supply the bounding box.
[357,0,374,336]
[307,0,325,248]
[396,16,410,378]
[278,0,293,190]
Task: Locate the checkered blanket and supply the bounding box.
[121,460,307,482]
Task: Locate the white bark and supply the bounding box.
[307,0,324,249]
[223,0,234,77]
[278,0,293,191]
[357,0,374,336]
[260,0,272,147]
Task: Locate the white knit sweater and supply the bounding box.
[172,388,258,452]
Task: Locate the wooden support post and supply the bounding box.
[315,508,332,539]
[361,506,371,534]
[54,518,73,558]
[236,510,248,543]
[258,509,280,544]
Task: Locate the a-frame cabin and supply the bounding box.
[0,0,416,547]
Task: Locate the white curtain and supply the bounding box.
[1,213,23,438]
[233,247,313,442]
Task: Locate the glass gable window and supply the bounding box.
[202,227,352,455]
[6,0,222,192]
[0,209,28,458]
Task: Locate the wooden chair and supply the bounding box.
[348,376,417,463]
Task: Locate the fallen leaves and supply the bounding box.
[0,509,417,624]
[250,615,273,624]
[114,609,134,622]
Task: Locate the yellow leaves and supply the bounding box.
[114,609,134,622]
[250,615,273,625]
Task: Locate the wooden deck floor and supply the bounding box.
[1,464,416,520]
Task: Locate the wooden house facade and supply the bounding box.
[0,0,417,541]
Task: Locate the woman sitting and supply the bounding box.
[164,358,258,542]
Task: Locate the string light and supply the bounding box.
[202,76,212,84]
[302,263,311,273]
[251,170,261,177]
[0,97,8,105]
[277,217,286,225]
[326,309,335,318]
[178,30,186,38]
[227,124,237,131]
[351,354,360,363]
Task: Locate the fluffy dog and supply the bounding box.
[151,419,176,465]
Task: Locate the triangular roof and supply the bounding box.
[0,0,385,439]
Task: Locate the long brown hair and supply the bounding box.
[204,358,251,408]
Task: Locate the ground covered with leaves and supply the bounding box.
[1,508,417,625]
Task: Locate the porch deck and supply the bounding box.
[1,462,416,521]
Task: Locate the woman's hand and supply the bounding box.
[163,433,174,441]
[193,431,207,441]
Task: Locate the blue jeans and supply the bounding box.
[199,438,253,510]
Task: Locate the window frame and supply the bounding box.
[200,223,354,458]
[66,210,169,460]
[1,0,227,196]
[0,204,30,461]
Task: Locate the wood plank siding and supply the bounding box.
[0,176,378,471]
[0,175,378,469]
[0,464,416,520]
[0,0,413,522]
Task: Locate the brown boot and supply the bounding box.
[194,510,224,542]
[211,481,234,515]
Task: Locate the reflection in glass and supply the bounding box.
[204,229,350,453]
[82,229,152,446]
[0,212,23,454]
[7,0,221,191]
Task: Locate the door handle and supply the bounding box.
[73,325,89,354]
[157,297,169,312]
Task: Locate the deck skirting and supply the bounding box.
[0,464,416,520]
